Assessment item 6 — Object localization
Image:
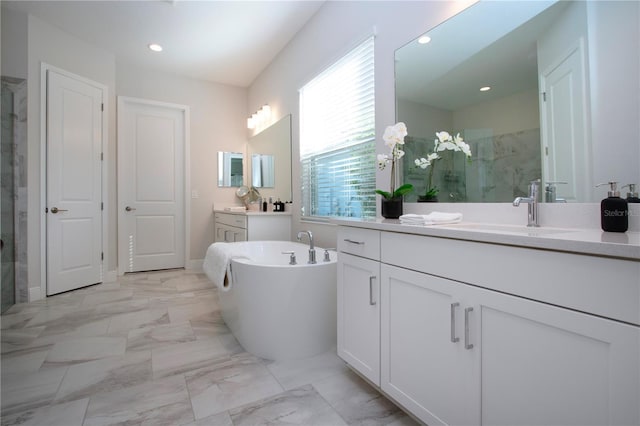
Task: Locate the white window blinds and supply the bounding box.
[300,36,375,219]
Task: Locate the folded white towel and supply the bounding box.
[203,242,251,292]
[399,212,463,226]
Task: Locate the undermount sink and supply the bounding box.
[441,223,577,236]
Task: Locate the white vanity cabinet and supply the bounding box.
[337,227,381,385]
[336,224,640,426]
[381,263,639,426]
[213,211,291,242]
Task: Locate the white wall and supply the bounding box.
[247,0,476,248]
[587,1,640,193]
[116,61,248,262]
[453,88,540,135]
[26,14,117,298]
[7,10,248,298]
[1,7,28,79]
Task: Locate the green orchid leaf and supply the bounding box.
[393,183,414,198]
[375,189,393,199]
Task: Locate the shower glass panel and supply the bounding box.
[1,82,16,313]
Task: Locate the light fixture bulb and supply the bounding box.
[261,104,271,118]
[480,86,491,92]
[247,117,255,129]
[148,43,163,52]
[418,35,431,45]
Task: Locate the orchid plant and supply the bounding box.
[414,131,472,199]
[375,122,413,200]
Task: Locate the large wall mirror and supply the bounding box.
[217,151,244,187]
[248,114,292,201]
[397,0,639,203]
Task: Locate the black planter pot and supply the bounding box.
[381,198,403,219]
[417,195,439,203]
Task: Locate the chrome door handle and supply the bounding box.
[125,206,136,212]
[450,302,460,343]
[369,276,377,305]
[50,207,68,214]
[464,307,474,350]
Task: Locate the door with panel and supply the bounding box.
[46,69,104,295]
[337,252,381,385]
[118,97,186,273]
[540,39,590,202]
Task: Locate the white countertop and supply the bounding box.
[214,208,292,217]
[331,217,640,261]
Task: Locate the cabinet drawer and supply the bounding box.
[380,231,640,326]
[338,227,381,260]
[214,212,247,229]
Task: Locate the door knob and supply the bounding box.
[50,207,68,214]
[125,206,136,212]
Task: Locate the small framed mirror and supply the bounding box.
[217,151,244,187]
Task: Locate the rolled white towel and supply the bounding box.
[399,212,463,226]
[203,242,251,291]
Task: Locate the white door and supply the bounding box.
[540,40,590,202]
[46,70,103,295]
[118,97,186,273]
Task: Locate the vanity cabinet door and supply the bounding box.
[465,284,639,426]
[380,264,478,426]
[214,222,246,242]
[337,252,380,385]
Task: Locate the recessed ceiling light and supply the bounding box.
[418,35,431,45]
[148,43,163,52]
[480,86,491,92]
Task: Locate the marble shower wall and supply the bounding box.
[402,129,542,203]
[1,76,28,308]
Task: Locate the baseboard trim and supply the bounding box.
[28,286,43,302]
[186,259,203,272]
[104,269,118,283]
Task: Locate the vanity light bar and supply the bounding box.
[247,104,271,129]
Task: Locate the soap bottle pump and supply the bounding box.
[595,182,628,232]
[622,184,640,203]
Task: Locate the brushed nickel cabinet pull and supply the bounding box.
[464,307,474,350]
[450,302,460,343]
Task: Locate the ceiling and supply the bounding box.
[3,0,325,87]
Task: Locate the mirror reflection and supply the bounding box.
[251,154,275,188]
[248,114,292,201]
[217,151,244,187]
[396,0,639,203]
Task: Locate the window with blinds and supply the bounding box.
[299,36,375,220]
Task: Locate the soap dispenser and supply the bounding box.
[622,184,640,203]
[596,182,628,232]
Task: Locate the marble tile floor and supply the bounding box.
[0,269,418,426]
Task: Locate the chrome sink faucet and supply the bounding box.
[297,230,316,264]
[513,179,541,227]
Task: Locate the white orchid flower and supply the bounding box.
[452,133,472,157]
[435,131,452,143]
[427,152,439,162]
[377,153,389,170]
[394,149,405,160]
[437,141,459,152]
[415,158,430,169]
[383,122,408,147]
[459,141,472,157]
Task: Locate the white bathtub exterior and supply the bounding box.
[219,241,337,361]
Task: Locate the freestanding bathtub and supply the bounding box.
[218,240,337,361]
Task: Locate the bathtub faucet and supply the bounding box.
[297,230,316,264]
